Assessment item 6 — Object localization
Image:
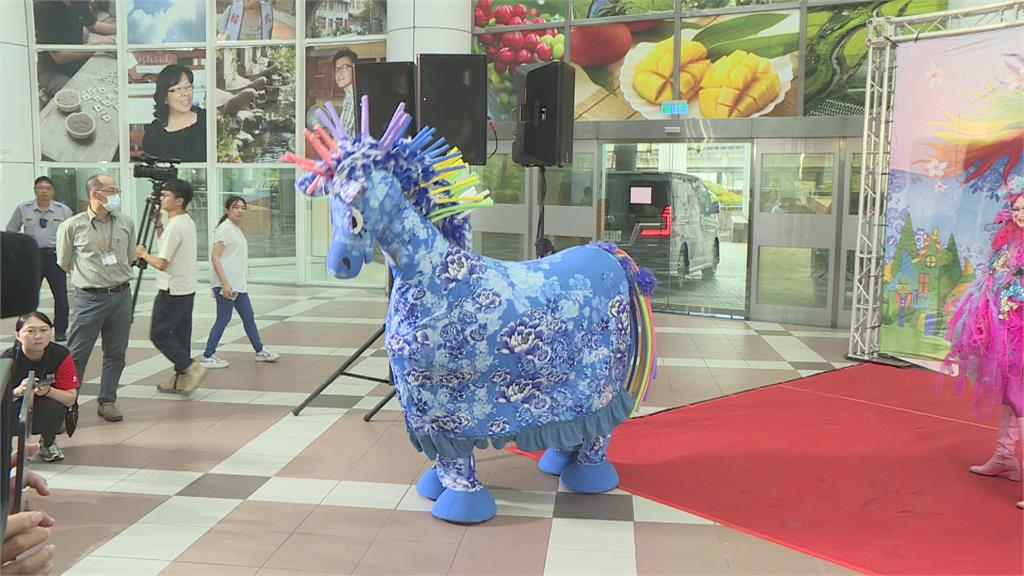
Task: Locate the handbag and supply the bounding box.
[65,402,79,437]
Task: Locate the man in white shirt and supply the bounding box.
[136,179,206,394]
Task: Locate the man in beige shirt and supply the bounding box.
[56,174,135,422]
[136,179,206,394]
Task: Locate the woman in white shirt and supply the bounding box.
[201,195,279,368]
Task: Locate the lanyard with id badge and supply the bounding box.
[92,218,118,266]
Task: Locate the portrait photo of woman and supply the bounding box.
[141,64,206,162]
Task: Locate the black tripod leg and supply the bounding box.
[363,387,397,422]
[292,324,386,416]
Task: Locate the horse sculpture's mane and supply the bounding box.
[283,97,492,250]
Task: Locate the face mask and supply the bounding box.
[104,194,121,211]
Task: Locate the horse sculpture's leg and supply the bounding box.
[538,447,579,476]
[559,434,621,494]
[429,453,497,524]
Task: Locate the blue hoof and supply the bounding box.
[416,467,444,501]
[538,448,578,476]
[559,460,620,494]
[431,487,497,524]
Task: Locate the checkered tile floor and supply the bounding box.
[11,284,860,575]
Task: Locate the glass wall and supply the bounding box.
[220,168,296,282]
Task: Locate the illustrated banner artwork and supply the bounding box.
[880,26,1024,360]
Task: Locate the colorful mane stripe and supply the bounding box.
[615,248,657,415]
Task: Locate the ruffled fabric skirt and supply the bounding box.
[944,287,1024,416]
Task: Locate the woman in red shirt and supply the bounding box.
[4,312,80,462]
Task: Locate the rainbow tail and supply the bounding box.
[604,245,658,416]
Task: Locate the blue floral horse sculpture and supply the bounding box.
[285,99,657,524]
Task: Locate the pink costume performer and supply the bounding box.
[945,184,1024,510]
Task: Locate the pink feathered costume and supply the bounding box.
[944,192,1024,416]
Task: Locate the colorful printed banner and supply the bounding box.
[880,26,1024,359]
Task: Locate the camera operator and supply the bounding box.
[135,179,207,394]
[2,312,80,462]
[56,174,136,423]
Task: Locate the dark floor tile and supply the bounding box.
[552,492,634,521]
[754,330,790,337]
[178,473,271,499]
[788,362,835,372]
[308,394,362,409]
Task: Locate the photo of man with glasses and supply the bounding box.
[331,48,357,138]
[56,174,136,423]
[6,176,74,341]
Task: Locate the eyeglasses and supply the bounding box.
[1010,207,1024,214]
[38,218,48,229]
[97,188,119,196]
[334,64,354,73]
[168,83,194,94]
[34,186,53,192]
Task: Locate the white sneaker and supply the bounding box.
[200,355,230,369]
[254,349,280,362]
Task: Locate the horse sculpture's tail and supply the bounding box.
[597,243,658,415]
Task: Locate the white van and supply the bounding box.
[602,171,720,281]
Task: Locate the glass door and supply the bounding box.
[838,139,862,328]
[750,139,841,326]
[537,140,598,254]
[470,140,529,260]
[598,141,752,316]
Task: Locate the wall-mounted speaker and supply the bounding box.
[354,62,416,140]
[512,60,574,168]
[417,54,488,166]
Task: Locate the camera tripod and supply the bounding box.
[131,181,164,321]
[292,270,395,422]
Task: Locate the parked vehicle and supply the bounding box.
[601,171,720,282]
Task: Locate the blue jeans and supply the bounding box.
[203,288,263,358]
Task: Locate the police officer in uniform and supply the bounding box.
[6,176,74,341]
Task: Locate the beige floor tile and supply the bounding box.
[354,539,459,576]
[460,516,552,549]
[293,505,392,543]
[263,533,370,574]
[449,544,547,576]
[176,526,291,567]
[160,561,259,575]
[218,500,316,533]
[376,510,468,544]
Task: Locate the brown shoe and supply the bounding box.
[176,361,207,395]
[156,371,179,393]
[97,402,123,422]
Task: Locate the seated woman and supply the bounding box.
[2,312,80,462]
[141,65,206,163]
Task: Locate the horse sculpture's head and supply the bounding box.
[325,171,394,278]
[284,98,492,280]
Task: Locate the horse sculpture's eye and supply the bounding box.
[349,207,364,234]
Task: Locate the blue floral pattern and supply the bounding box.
[322,170,641,460]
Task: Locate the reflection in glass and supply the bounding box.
[472,232,524,261]
[474,154,525,205]
[760,153,834,214]
[545,235,590,253]
[127,0,205,44]
[44,167,120,214]
[542,154,594,207]
[848,153,862,216]
[757,246,830,308]
[304,196,387,286]
[220,168,296,282]
[132,168,209,262]
[216,46,297,163]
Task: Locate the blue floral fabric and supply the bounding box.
[331,171,639,459]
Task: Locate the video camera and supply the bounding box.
[133,154,180,185]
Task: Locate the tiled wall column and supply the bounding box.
[386,0,472,62]
[0,0,36,217]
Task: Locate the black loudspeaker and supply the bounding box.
[512,61,574,167]
[1,232,41,319]
[417,54,488,166]
[354,62,417,140]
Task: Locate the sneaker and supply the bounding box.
[200,355,230,369]
[54,333,67,342]
[97,402,123,422]
[254,349,280,362]
[40,441,64,462]
[176,361,207,395]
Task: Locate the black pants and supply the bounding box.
[12,395,67,447]
[38,249,69,334]
[150,290,195,372]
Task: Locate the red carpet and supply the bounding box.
[527,364,1024,575]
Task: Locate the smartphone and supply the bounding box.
[225,291,237,301]
[12,370,35,514]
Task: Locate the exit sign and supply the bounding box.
[661,100,689,116]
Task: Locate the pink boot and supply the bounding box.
[969,406,1021,481]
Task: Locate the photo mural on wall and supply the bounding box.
[305,0,386,38]
[127,50,208,162]
[214,0,297,41]
[216,46,297,163]
[126,0,206,44]
[803,0,948,117]
[304,40,386,158]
